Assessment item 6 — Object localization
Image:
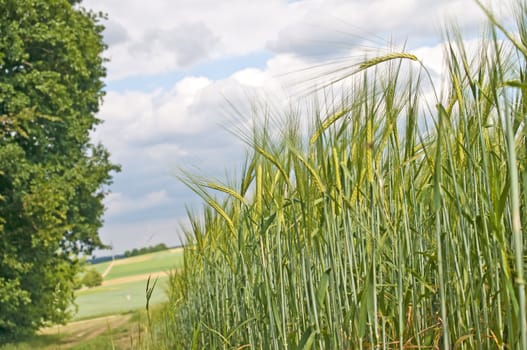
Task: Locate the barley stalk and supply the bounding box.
[358,52,418,70]
[165,2,527,349]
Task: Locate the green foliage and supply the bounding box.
[168,1,527,349]
[0,0,118,343]
[81,269,103,288]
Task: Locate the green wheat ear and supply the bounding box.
[358,52,418,70]
[310,52,419,146]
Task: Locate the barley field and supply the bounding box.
[167,1,527,349]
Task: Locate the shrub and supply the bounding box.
[81,269,103,288]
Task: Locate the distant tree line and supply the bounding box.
[88,254,124,264]
[124,243,169,257]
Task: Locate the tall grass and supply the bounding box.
[168,1,527,348]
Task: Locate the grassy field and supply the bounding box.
[104,250,183,280]
[74,276,170,320]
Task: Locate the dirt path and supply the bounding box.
[102,271,170,286]
[39,314,133,349]
[101,259,115,278]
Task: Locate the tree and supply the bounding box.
[0,0,118,342]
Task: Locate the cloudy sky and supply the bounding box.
[81,0,508,256]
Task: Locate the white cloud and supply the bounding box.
[231,68,270,87]
[93,76,212,151]
[82,0,512,81]
[105,190,171,217]
[83,0,294,79]
[93,69,289,163]
[82,0,517,255]
[128,22,219,68]
[266,0,504,61]
[83,0,512,81]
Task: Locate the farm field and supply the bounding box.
[75,248,183,320]
[104,249,184,280]
[74,276,169,320]
[0,249,183,350]
[90,260,111,275]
